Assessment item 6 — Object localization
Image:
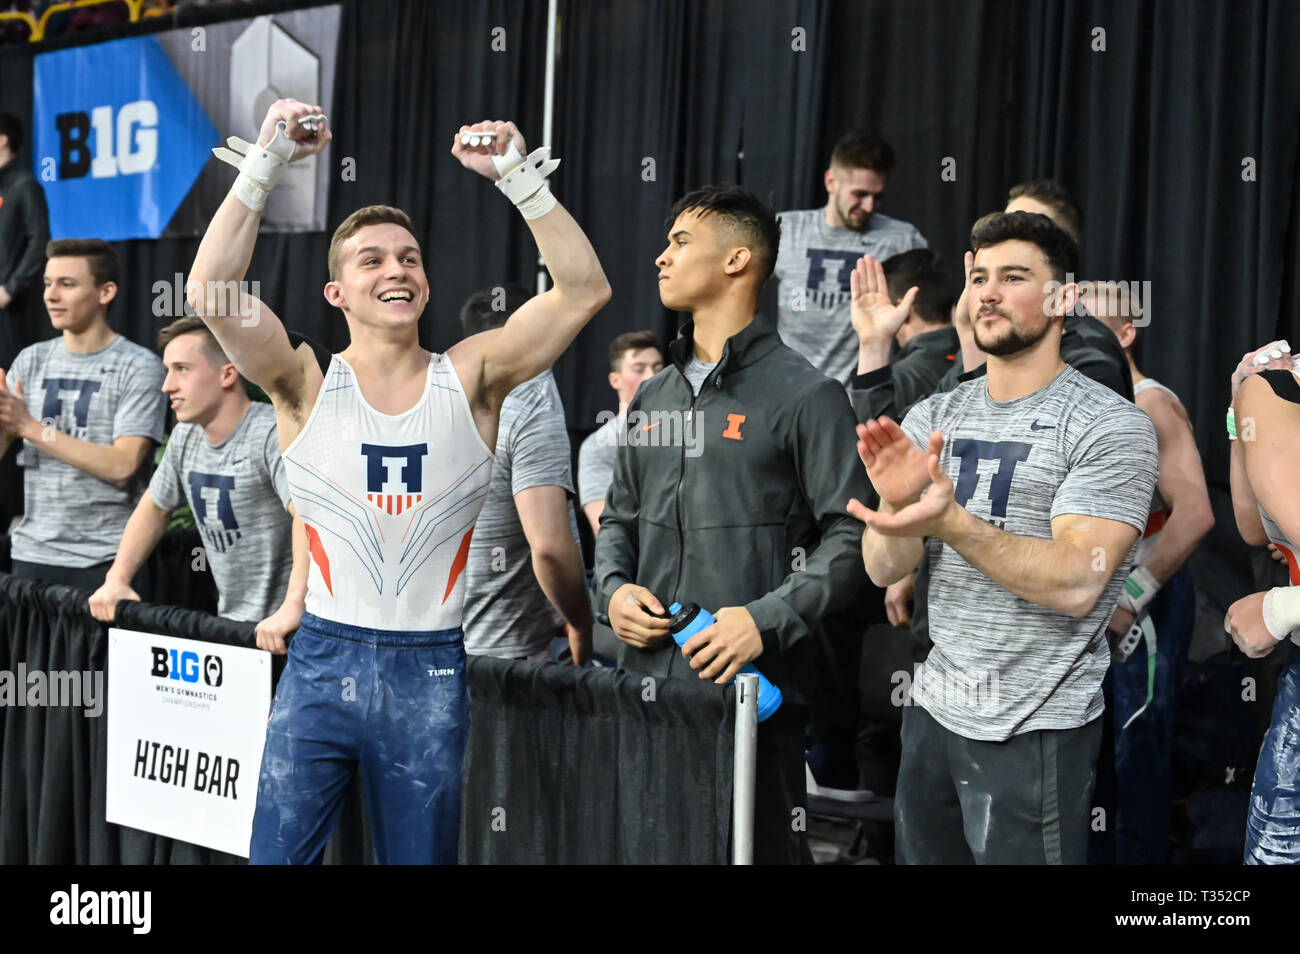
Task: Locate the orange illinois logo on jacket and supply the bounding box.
[722,413,746,440]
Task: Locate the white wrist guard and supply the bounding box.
[1261,586,1300,641]
[212,121,296,212]
[1117,565,1160,616]
[491,141,559,219]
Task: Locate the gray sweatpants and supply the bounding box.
[894,703,1102,864]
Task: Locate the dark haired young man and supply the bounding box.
[0,238,165,589]
[89,316,306,653]
[594,184,871,863]
[578,329,663,536]
[186,99,610,863]
[893,181,1136,682]
[851,212,1157,864]
[775,129,927,386]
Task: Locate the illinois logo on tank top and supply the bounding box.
[281,353,494,631]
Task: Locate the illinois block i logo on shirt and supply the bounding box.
[360,442,428,515]
[39,377,101,439]
[187,472,240,553]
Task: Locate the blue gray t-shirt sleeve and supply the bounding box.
[148,429,187,511]
[899,394,935,452]
[579,428,618,509]
[1051,404,1156,531]
[114,353,167,442]
[260,419,292,509]
[510,388,574,495]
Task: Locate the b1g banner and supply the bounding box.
[32,7,340,240]
[106,629,271,857]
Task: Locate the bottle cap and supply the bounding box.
[667,602,700,633]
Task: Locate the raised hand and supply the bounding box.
[0,373,32,438]
[256,98,331,162]
[848,435,956,539]
[850,253,916,344]
[1231,339,1294,399]
[450,120,527,181]
[850,417,943,508]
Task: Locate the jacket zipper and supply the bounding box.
[670,352,723,604]
[670,374,697,605]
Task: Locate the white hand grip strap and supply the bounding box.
[1117,565,1160,616]
[212,121,297,212]
[492,141,560,219]
[1113,621,1144,663]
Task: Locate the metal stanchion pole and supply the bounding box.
[732,672,759,865]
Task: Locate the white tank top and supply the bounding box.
[1132,377,1180,565]
[282,353,494,631]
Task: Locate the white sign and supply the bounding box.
[106,629,270,857]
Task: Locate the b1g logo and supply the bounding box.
[151,647,222,687]
[55,100,158,180]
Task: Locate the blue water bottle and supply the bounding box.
[667,601,783,722]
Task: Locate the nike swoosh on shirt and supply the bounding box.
[1029,420,1057,431]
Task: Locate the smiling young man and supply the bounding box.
[594,184,870,863]
[849,211,1158,864]
[774,130,927,386]
[88,316,307,651]
[185,99,610,864]
[0,239,164,590]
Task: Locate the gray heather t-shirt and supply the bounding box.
[774,208,927,385]
[683,355,717,396]
[149,402,293,622]
[899,366,1157,741]
[462,370,582,658]
[578,414,621,507]
[9,336,166,567]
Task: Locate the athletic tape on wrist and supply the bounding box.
[491,140,560,219]
[212,121,296,212]
[1261,586,1300,641]
[1117,565,1160,616]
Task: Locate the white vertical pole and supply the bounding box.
[538,0,558,295]
[732,672,759,864]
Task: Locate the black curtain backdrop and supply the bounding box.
[462,654,734,864]
[0,565,734,864]
[1,0,1297,602]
